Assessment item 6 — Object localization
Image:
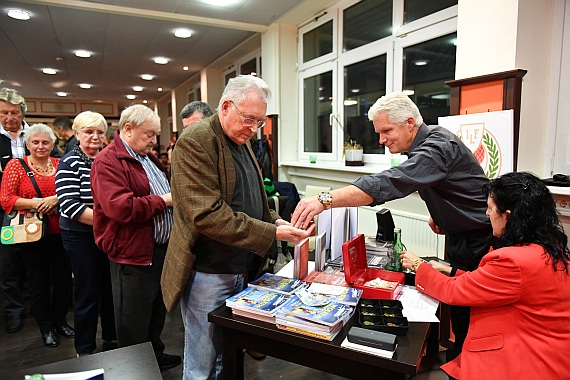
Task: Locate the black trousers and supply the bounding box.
[0,239,26,318]
[62,229,115,355]
[109,245,167,358]
[445,226,493,361]
[18,234,72,333]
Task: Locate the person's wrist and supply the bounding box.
[412,258,426,272]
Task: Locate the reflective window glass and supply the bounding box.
[241,58,257,76]
[344,55,387,154]
[344,0,392,52]
[303,21,333,63]
[304,71,333,153]
[404,0,457,24]
[403,33,457,125]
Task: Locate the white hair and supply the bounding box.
[217,75,271,110]
[24,123,57,143]
[368,92,423,127]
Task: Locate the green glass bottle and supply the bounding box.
[390,228,403,272]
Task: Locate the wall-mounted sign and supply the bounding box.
[438,110,514,179]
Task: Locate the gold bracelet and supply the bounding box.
[412,258,426,272]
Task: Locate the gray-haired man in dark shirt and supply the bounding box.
[292,91,492,363]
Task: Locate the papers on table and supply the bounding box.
[398,285,440,322]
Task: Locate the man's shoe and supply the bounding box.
[42,330,59,347]
[156,353,181,372]
[5,315,22,333]
[55,324,75,338]
[246,350,266,361]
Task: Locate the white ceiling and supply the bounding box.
[0,0,324,111]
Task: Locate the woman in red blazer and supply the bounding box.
[402,172,570,380]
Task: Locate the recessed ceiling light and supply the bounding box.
[57,92,67,97]
[154,57,168,65]
[403,89,415,96]
[79,84,92,89]
[143,100,148,104]
[350,89,360,93]
[414,60,428,66]
[133,86,143,92]
[43,68,57,75]
[7,9,30,21]
[183,66,189,71]
[344,99,358,106]
[174,28,192,38]
[126,95,136,100]
[75,50,92,58]
[158,88,163,92]
[141,74,154,81]
[432,93,450,100]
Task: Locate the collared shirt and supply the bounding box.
[0,121,27,158]
[121,138,173,244]
[353,123,490,235]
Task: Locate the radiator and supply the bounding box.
[391,210,444,259]
[357,207,445,259]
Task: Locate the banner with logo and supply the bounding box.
[438,110,514,179]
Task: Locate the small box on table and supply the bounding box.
[342,234,404,300]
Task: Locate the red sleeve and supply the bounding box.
[0,159,26,213]
[415,251,522,307]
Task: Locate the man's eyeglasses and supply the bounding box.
[230,101,266,129]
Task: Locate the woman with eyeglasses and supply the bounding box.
[401,171,570,379]
[55,111,116,356]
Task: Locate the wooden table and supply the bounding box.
[208,304,431,380]
[8,342,161,380]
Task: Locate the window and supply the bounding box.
[298,0,457,165]
[224,50,262,84]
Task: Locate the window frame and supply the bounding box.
[297,0,458,166]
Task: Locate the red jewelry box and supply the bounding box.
[342,234,404,300]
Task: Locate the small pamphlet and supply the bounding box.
[226,287,291,316]
[293,238,309,280]
[248,273,308,295]
[25,369,105,380]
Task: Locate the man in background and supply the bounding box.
[53,116,76,154]
[161,76,312,379]
[91,104,180,372]
[292,92,492,363]
[0,88,60,333]
[180,101,213,129]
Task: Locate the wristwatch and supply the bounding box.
[317,191,333,210]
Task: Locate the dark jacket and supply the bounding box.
[91,131,168,266]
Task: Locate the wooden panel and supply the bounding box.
[40,101,77,114]
[80,102,116,116]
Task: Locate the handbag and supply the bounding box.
[1,159,49,245]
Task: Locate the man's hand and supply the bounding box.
[276,223,315,245]
[161,193,173,207]
[291,196,323,229]
[428,217,444,234]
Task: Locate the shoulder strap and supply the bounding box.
[18,158,44,198]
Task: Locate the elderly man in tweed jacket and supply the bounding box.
[161,75,312,380]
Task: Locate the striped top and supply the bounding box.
[122,139,173,244]
[55,151,94,232]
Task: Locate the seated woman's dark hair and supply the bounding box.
[482,172,569,274]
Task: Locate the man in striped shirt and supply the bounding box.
[91,104,180,372]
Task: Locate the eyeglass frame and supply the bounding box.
[230,100,266,129]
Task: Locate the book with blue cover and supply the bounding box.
[279,295,353,326]
[225,287,291,316]
[248,273,308,295]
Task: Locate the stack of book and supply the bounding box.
[225,287,291,323]
[249,273,308,295]
[275,295,354,341]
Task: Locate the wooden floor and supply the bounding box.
[0,306,448,379]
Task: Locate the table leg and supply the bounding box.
[221,327,244,380]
